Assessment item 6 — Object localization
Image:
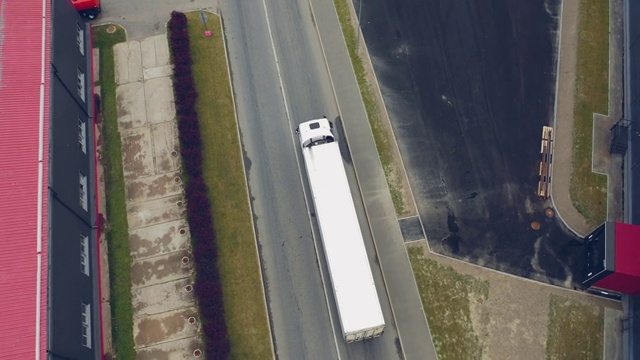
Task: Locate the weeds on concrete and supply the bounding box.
[570,0,609,227]
[408,247,487,360]
[92,24,135,360]
[546,294,604,360]
[333,0,408,216]
[184,11,273,359]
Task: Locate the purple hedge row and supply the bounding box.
[168,11,231,358]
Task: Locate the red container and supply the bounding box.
[71,0,101,20]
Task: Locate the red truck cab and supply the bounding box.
[71,0,101,20]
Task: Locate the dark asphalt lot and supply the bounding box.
[359,0,587,285]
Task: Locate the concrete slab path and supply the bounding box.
[113,34,204,358]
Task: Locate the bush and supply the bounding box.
[168,11,230,358]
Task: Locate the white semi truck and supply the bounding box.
[296,118,385,342]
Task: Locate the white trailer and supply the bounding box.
[296,118,385,342]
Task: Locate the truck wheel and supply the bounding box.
[88,13,97,20]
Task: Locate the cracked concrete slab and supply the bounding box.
[132,278,196,317]
[114,41,143,85]
[144,65,174,80]
[150,122,181,173]
[133,307,200,347]
[145,77,176,124]
[126,171,183,203]
[141,34,171,68]
[129,219,190,261]
[113,34,201,357]
[130,251,193,288]
[135,337,204,360]
[121,127,155,180]
[127,194,186,229]
[116,81,147,130]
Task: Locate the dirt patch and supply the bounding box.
[409,242,619,360]
[546,294,604,360]
[409,246,487,359]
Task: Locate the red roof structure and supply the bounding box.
[0,0,50,358]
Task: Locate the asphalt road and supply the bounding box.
[217,1,337,358]
[358,0,586,286]
[96,0,428,357]
[219,0,402,358]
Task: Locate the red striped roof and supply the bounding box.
[0,0,50,358]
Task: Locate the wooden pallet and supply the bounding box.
[537,126,554,198]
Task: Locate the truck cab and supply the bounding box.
[71,0,101,20]
[296,118,334,148]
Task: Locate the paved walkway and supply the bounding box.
[112,34,203,359]
[551,0,625,238]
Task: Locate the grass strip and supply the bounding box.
[408,247,488,360]
[186,12,273,359]
[570,0,609,227]
[546,294,604,360]
[92,25,135,360]
[333,0,407,216]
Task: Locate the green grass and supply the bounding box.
[408,247,488,360]
[186,12,273,359]
[570,0,609,227]
[92,25,135,360]
[333,0,408,216]
[546,294,604,360]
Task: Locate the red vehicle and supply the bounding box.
[71,0,101,20]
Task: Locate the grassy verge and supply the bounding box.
[186,12,273,358]
[408,247,488,360]
[92,25,135,359]
[570,0,609,227]
[546,294,604,360]
[333,0,408,216]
